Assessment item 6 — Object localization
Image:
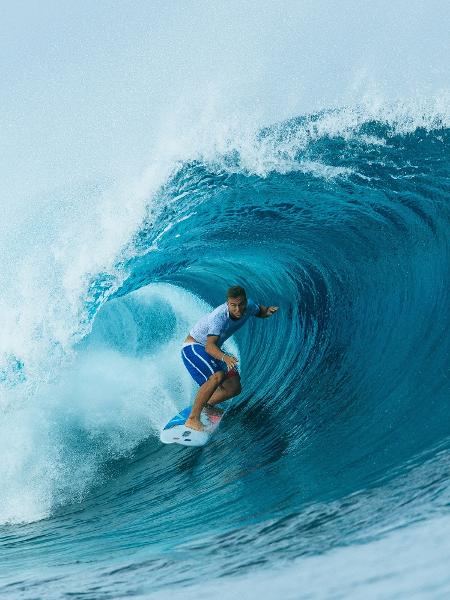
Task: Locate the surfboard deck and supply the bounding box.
[160,405,226,447]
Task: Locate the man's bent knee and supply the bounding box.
[225,375,241,396]
[231,379,242,396]
[209,371,225,386]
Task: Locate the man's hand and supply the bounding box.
[257,305,279,318]
[223,354,238,371]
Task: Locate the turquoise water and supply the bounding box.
[1,107,450,598]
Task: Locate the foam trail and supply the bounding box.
[0,284,221,524]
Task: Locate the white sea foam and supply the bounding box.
[0,284,214,524]
[161,95,450,179]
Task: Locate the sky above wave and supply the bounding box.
[1,0,449,207]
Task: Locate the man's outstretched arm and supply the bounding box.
[256,305,279,318]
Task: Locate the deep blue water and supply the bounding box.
[1,110,450,599]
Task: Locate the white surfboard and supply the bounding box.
[160,405,226,447]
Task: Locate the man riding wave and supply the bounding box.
[181,285,278,431]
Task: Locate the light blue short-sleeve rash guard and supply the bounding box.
[190,299,260,347]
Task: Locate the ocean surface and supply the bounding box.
[1,103,450,599]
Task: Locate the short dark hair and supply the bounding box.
[227,285,247,299]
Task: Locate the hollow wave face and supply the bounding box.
[1,105,450,598]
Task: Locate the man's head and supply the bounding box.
[227,285,247,319]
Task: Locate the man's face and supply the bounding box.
[227,296,247,319]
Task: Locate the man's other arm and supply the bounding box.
[256,305,279,318]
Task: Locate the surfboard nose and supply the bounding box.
[160,424,209,446]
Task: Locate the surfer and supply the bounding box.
[181,285,278,431]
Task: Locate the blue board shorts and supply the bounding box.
[181,343,239,386]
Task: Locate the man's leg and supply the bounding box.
[207,375,241,406]
[185,371,225,431]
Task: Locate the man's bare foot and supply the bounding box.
[184,417,204,432]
